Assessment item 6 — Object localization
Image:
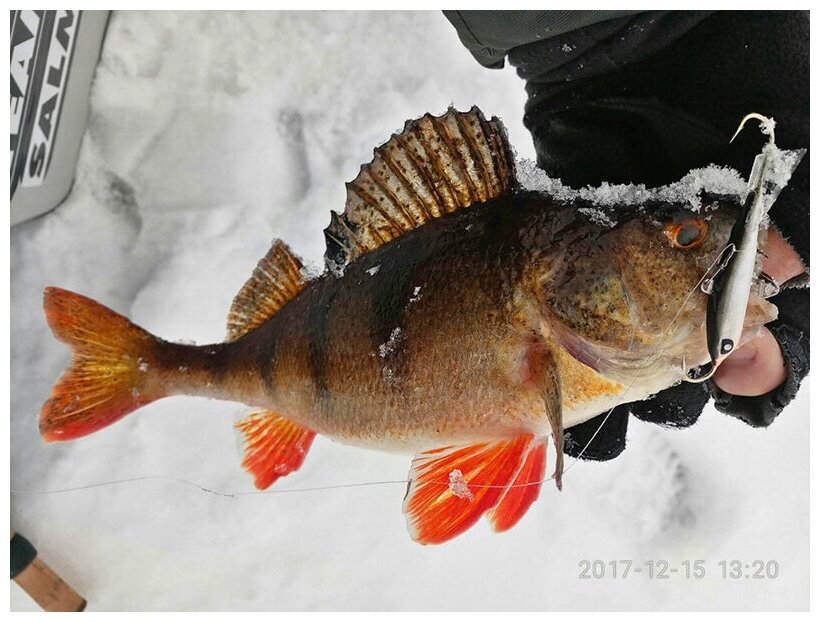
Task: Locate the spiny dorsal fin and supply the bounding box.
[324,106,517,273]
[227,240,306,341]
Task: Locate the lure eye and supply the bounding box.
[665,219,709,249]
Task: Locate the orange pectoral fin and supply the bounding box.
[235,410,316,490]
[403,435,545,545]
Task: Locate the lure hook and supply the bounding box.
[730,112,776,145]
[681,356,717,383]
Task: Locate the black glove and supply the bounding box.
[445,10,810,459]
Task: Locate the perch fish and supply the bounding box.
[40,107,779,544]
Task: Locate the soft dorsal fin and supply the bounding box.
[324,106,517,273]
[227,240,306,341]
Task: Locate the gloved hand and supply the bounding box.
[444,10,810,459]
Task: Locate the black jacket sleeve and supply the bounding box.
[444,10,810,459]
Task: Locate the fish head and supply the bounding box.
[538,200,778,379]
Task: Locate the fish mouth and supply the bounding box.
[685,289,778,380]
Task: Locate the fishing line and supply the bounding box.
[10,476,412,498]
[11,469,569,497]
[10,474,559,498]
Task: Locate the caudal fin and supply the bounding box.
[40,287,166,442]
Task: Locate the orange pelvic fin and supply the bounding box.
[235,410,316,490]
[487,440,547,532]
[40,287,166,442]
[403,434,546,545]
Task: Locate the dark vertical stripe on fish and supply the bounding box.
[367,256,420,381]
[306,279,336,402]
[256,325,279,398]
[200,342,232,381]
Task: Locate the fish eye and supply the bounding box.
[665,219,709,249]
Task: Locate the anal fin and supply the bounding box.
[235,410,316,490]
[403,435,546,544]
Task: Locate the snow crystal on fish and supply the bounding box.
[378,327,404,386]
[300,262,322,281]
[326,256,347,279]
[577,207,616,228]
[448,469,474,500]
[379,327,403,358]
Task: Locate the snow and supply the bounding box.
[763,144,805,191]
[448,470,474,501]
[759,116,776,138]
[519,157,752,220]
[519,145,803,232]
[378,328,403,359]
[10,11,808,611]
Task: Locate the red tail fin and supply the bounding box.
[40,287,166,442]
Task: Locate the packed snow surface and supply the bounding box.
[11,11,807,611]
